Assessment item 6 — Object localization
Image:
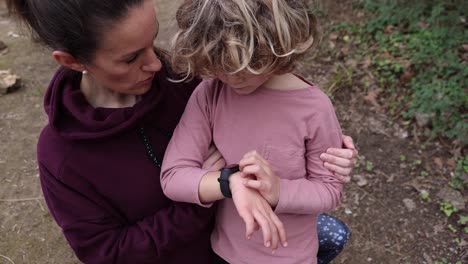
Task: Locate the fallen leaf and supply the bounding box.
[329,32,339,41]
[433,222,445,235]
[341,46,350,55]
[364,91,379,106]
[463,44,468,52]
[433,157,444,168]
[417,21,430,28]
[381,51,393,59]
[403,178,433,193]
[384,25,395,33]
[400,69,415,83]
[354,174,368,187]
[362,57,372,69]
[446,159,456,168]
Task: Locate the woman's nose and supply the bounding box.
[142,49,162,72]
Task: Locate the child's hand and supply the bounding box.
[239,151,280,208]
[230,173,288,251]
[320,134,358,183]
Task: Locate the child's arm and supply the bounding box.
[160,83,218,206]
[241,96,344,214]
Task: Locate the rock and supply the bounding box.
[0,40,7,52]
[354,174,368,187]
[437,187,465,210]
[415,112,431,127]
[7,31,20,38]
[0,70,22,95]
[344,208,353,215]
[403,198,416,212]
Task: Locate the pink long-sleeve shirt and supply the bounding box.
[161,78,343,264]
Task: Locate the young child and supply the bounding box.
[161,0,344,263]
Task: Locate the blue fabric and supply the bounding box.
[317,214,350,264]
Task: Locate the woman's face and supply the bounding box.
[85,0,161,95]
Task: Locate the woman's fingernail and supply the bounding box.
[283,242,288,247]
[265,241,271,247]
[272,250,276,254]
[320,154,326,160]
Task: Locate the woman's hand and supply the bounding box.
[230,173,287,252]
[238,151,280,208]
[320,134,358,182]
[202,144,226,171]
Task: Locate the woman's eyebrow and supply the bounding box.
[121,21,160,59]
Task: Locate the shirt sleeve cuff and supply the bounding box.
[274,179,291,214]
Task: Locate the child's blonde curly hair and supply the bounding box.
[171,0,319,80]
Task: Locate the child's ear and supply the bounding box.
[52,51,86,72]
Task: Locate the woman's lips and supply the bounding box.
[139,75,154,84]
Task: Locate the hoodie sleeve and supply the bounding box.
[39,162,215,264]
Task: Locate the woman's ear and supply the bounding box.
[52,51,86,72]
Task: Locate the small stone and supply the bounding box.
[0,40,7,52]
[344,208,353,215]
[0,70,21,95]
[354,174,368,187]
[437,187,465,210]
[7,31,20,38]
[403,198,416,212]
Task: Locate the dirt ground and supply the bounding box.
[0,1,466,264]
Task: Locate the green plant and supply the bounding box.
[351,0,468,143]
[450,156,468,190]
[399,155,406,161]
[448,224,457,233]
[440,200,459,217]
[420,190,430,200]
[326,64,354,96]
[434,257,448,264]
[460,215,468,225]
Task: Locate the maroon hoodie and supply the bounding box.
[37,66,215,263]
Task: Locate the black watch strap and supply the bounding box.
[217,164,240,198]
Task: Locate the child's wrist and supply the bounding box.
[228,172,244,194]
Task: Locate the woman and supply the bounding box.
[7,0,357,263]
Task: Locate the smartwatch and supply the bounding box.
[217,164,240,198]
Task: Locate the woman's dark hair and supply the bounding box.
[7,0,145,62]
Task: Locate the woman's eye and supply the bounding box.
[126,54,138,64]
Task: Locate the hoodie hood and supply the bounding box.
[44,67,163,140]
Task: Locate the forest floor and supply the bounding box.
[0,0,466,263]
